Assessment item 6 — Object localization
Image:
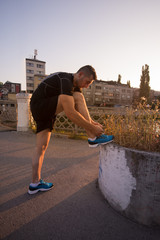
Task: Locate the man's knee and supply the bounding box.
[36,141,49,155]
[73,92,85,104]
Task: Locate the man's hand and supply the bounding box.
[59,95,104,137]
[91,119,103,129]
[92,124,104,137]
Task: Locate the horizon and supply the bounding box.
[0,55,159,92]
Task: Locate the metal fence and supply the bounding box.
[53,107,124,135]
[0,99,127,135]
[29,107,110,134]
[0,100,17,123]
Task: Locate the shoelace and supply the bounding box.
[97,135,106,139]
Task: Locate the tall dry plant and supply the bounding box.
[104,99,160,152]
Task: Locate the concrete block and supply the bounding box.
[99,143,160,226]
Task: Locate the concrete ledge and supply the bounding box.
[16,93,31,132]
[98,143,160,226]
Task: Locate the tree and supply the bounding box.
[117,74,121,84]
[139,64,150,102]
[127,80,131,88]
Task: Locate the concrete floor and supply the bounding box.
[0,131,160,240]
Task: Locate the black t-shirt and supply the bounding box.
[31,72,77,101]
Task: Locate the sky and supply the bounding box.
[0,0,160,91]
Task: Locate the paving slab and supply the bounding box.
[0,131,160,240]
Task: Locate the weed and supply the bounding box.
[105,99,160,152]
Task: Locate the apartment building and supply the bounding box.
[34,74,47,91]
[82,80,133,106]
[26,51,46,93]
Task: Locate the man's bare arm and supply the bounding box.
[59,95,103,136]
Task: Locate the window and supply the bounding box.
[27,76,34,80]
[95,86,101,90]
[37,64,43,68]
[27,83,34,87]
[37,71,43,74]
[27,69,34,74]
[27,62,34,67]
[108,88,114,93]
[11,84,15,93]
[122,89,126,93]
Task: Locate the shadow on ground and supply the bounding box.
[2,181,160,240]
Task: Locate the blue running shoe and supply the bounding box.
[88,134,114,148]
[28,179,53,195]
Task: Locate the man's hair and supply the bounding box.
[77,65,97,80]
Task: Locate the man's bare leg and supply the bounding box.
[32,129,51,183]
[73,92,91,120]
[73,92,97,138]
[31,96,65,184]
[72,92,114,147]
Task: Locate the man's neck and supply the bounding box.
[73,73,78,87]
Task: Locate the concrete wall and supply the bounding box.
[99,143,160,226]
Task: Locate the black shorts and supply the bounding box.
[30,83,82,133]
[30,95,58,134]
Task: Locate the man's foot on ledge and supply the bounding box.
[28,179,53,194]
[88,134,114,148]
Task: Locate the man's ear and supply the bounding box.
[78,71,84,78]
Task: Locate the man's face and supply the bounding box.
[76,72,94,88]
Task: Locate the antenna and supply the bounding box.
[34,49,38,59]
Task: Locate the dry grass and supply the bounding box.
[104,99,160,152]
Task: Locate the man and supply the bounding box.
[28,65,113,194]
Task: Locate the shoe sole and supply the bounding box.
[28,186,53,195]
[88,139,113,148]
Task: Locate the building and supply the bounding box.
[26,50,46,93]
[150,90,160,101]
[3,81,21,93]
[0,81,21,100]
[34,74,47,91]
[82,80,134,106]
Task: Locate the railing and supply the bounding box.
[0,98,128,135]
[29,108,108,135]
[0,100,17,123]
[53,107,126,135]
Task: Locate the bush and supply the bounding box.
[104,99,160,152]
